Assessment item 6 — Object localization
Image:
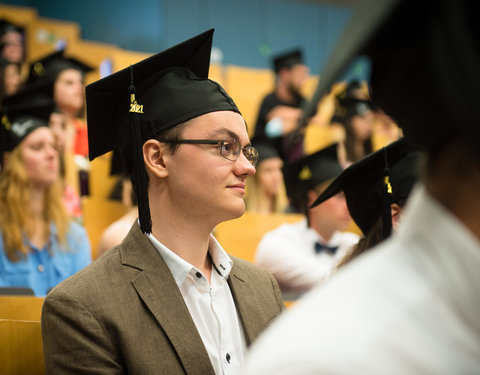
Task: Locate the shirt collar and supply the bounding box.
[146,232,233,288]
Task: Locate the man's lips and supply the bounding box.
[228,183,246,193]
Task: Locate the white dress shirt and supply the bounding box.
[147,233,246,375]
[255,218,359,294]
[244,184,480,374]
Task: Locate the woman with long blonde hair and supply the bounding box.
[0,102,91,296]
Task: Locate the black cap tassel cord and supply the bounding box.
[382,147,393,240]
[129,66,152,234]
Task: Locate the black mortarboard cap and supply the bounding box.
[311,138,422,237]
[302,0,480,154]
[283,143,342,212]
[85,29,240,233]
[272,49,304,74]
[251,139,280,165]
[27,50,93,84]
[0,19,24,39]
[1,95,54,157]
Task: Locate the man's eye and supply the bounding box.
[223,142,234,153]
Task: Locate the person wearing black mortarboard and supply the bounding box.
[244,139,288,214]
[252,49,310,163]
[0,19,25,65]
[0,95,91,296]
[255,143,359,296]
[244,1,480,374]
[329,80,376,166]
[41,30,284,374]
[311,138,423,268]
[27,49,93,158]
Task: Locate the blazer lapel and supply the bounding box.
[121,224,215,375]
[228,260,273,346]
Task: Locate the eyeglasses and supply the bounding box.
[157,138,258,167]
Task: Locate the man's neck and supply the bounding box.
[425,146,480,242]
[150,200,215,279]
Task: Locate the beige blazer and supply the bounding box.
[42,223,284,374]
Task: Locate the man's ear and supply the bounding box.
[143,140,168,178]
[391,203,403,231]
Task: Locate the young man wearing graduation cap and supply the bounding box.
[41,29,284,374]
[255,143,358,295]
[244,0,480,373]
[253,49,310,162]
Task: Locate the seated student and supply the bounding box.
[253,49,310,162]
[330,84,376,166]
[0,57,22,102]
[3,78,83,218]
[27,50,93,159]
[0,98,91,296]
[0,19,25,65]
[255,143,359,295]
[41,30,283,374]
[245,140,288,214]
[311,138,423,268]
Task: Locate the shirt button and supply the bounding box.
[226,353,231,363]
[38,264,45,273]
[195,272,202,279]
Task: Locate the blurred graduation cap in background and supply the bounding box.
[297,0,480,154]
[272,49,304,74]
[0,19,24,37]
[27,49,93,84]
[85,28,240,234]
[311,138,423,239]
[1,91,54,159]
[251,138,281,165]
[283,143,342,213]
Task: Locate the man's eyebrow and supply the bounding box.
[207,128,238,140]
[207,127,252,147]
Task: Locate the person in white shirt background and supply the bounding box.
[255,143,359,296]
[243,0,480,373]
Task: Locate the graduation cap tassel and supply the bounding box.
[382,147,393,240]
[128,65,152,234]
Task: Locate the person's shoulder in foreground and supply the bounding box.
[244,184,480,374]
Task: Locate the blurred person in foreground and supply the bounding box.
[244,0,480,373]
[41,29,283,374]
[255,144,359,296]
[0,98,91,296]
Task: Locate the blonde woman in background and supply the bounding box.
[0,100,90,296]
[245,140,288,214]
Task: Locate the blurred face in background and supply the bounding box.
[21,127,59,188]
[3,62,21,96]
[54,69,85,116]
[257,156,284,198]
[308,186,352,234]
[1,30,24,63]
[283,63,309,97]
[351,109,374,141]
[48,112,67,151]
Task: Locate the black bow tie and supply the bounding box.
[314,242,338,255]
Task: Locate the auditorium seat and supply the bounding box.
[214,212,304,263]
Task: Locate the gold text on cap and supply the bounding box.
[129,93,144,114]
[299,166,312,180]
[384,176,393,194]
